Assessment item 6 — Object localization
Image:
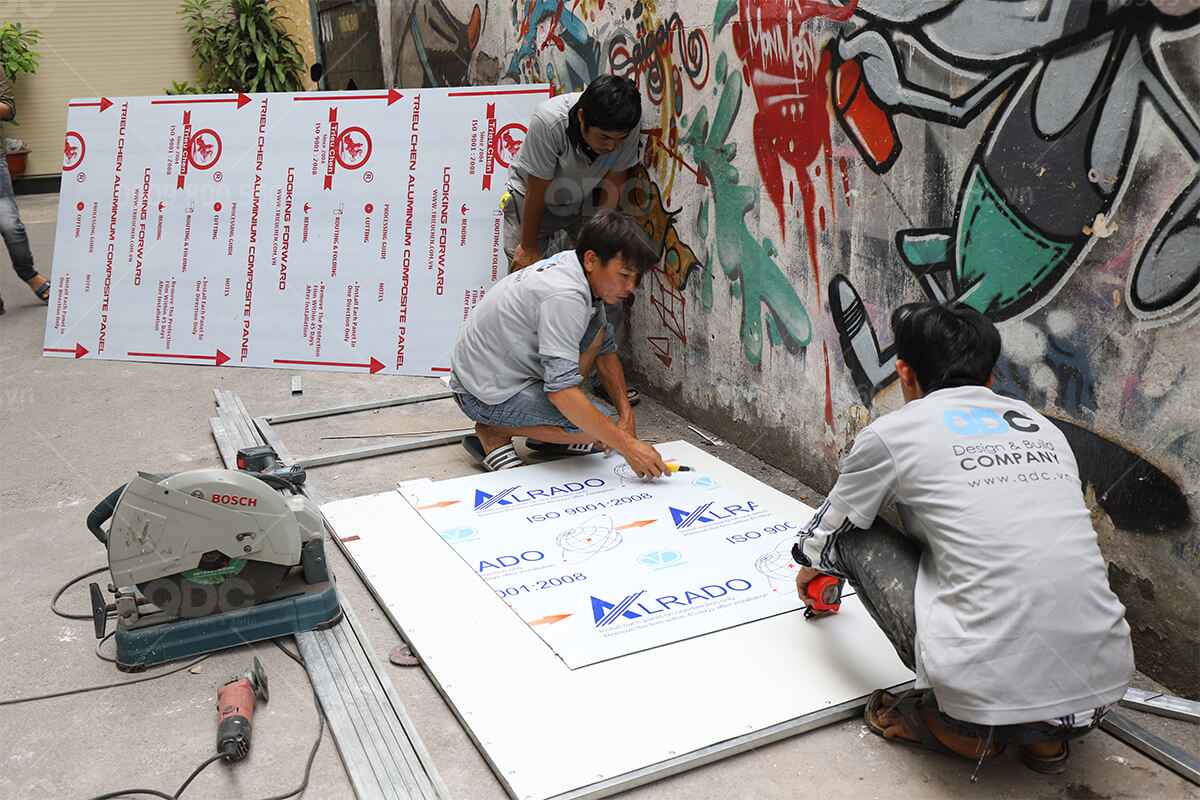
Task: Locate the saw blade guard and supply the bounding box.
[107,469,305,589]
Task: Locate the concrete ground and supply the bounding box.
[2,190,1196,799]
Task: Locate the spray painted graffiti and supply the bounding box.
[389,0,483,87]
[683,53,812,366]
[608,11,709,110]
[625,165,702,291]
[625,164,703,365]
[829,1,1200,403]
[508,0,601,90]
[723,0,857,299]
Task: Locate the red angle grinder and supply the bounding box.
[217,656,269,761]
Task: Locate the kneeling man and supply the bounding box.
[794,302,1133,778]
[450,210,667,478]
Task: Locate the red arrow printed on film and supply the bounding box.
[44,343,90,358]
[128,349,231,365]
[151,94,252,109]
[274,357,386,374]
[293,88,404,105]
[528,614,573,627]
[417,500,460,510]
[68,98,113,112]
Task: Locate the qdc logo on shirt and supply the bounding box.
[440,527,478,543]
[941,408,1041,436]
[636,549,684,570]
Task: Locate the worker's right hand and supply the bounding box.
[621,439,668,480]
[510,244,541,272]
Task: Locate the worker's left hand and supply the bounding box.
[795,566,822,605]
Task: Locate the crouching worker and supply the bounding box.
[450,210,668,479]
[793,302,1133,780]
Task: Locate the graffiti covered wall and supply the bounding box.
[379,0,1200,696]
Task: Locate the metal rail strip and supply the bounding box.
[1101,711,1200,786]
[211,390,449,800]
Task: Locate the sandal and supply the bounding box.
[594,384,640,407]
[525,439,600,456]
[864,689,1005,763]
[462,435,524,471]
[1020,740,1069,775]
[31,275,51,303]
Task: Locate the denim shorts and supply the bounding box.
[456,381,606,433]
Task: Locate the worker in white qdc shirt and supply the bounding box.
[794,301,1133,780]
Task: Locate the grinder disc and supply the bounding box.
[138,552,290,618]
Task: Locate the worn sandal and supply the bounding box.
[32,276,51,303]
[462,435,524,471]
[865,689,1005,763]
[1020,740,1069,775]
[525,439,600,456]
[593,384,640,407]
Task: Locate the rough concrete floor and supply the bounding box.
[2,191,1197,799]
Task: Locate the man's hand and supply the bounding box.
[795,566,823,606]
[619,437,667,479]
[510,243,540,272]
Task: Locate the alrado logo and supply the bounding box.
[474,478,605,510]
[669,500,759,528]
[591,579,753,627]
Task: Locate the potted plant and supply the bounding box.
[0,21,41,179]
[176,0,305,94]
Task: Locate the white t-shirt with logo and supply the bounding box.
[811,385,1133,726]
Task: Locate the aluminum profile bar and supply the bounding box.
[1101,711,1200,786]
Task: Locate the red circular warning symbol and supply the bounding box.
[335,127,372,170]
[493,123,527,168]
[63,132,86,171]
[188,129,222,170]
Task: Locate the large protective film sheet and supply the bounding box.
[401,447,812,667]
[45,86,547,374]
[322,442,914,800]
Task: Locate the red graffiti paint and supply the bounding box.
[732,0,856,304]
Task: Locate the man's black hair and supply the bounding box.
[566,75,641,151]
[890,302,1001,393]
[575,210,658,277]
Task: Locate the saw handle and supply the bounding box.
[87,484,127,545]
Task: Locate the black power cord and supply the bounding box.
[78,641,327,800]
[32,563,328,800]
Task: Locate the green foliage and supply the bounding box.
[0,22,42,82]
[176,0,305,94]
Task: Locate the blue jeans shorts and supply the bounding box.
[456,382,607,433]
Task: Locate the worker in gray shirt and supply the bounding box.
[794,302,1133,780]
[503,75,644,407]
[451,211,667,477]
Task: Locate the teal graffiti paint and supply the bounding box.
[682,73,811,364]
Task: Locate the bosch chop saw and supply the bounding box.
[88,461,341,671]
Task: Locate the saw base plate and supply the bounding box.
[114,579,341,671]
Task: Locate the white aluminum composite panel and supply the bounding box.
[321,441,913,800]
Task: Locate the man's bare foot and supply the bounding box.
[875,692,1003,760]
